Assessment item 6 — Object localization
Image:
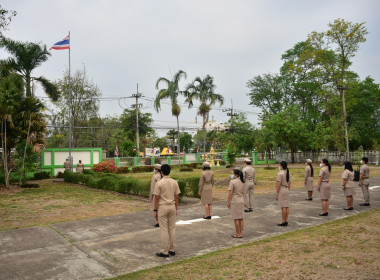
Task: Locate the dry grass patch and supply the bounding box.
[0,180,150,231]
[110,209,380,280]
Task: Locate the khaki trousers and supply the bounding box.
[244,181,254,210]
[361,183,370,203]
[158,204,176,255]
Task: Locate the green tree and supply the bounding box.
[255,126,276,167]
[166,129,177,148]
[185,74,224,154]
[263,106,310,163]
[155,70,187,163]
[53,67,101,147]
[0,5,16,38]
[120,109,154,146]
[0,38,59,100]
[122,140,137,157]
[308,18,368,155]
[179,132,193,153]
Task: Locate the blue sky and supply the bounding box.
[1,0,379,135]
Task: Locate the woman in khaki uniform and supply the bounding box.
[227,168,245,238]
[304,159,314,200]
[342,161,355,210]
[317,159,331,216]
[275,161,291,226]
[198,162,214,219]
[150,164,162,227]
[76,160,84,173]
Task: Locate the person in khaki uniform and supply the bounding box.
[304,159,314,201]
[150,164,162,227]
[341,161,355,210]
[64,158,71,171]
[76,160,84,173]
[227,168,245,238]
[317,159,331,216]
[153,164,180,258]
[359,157,370,206]
[242,158,255,212]
[198,161,214,219]
[275,161,291,226]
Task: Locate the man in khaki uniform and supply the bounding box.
[64,158,71,171]
[242,158,255,212]
[359,157,370,206]
[150,164,162,227]
[153,164,180,257]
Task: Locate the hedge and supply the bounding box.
[33,171,50,180]
[63,170,201,199]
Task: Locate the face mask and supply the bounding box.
[320,163,323,167]
[230,174,234,180]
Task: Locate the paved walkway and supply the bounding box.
[1,177,380,280]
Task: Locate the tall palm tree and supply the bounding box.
[185,75,224,154]
[0,38,59,101]
[155,70,187,165]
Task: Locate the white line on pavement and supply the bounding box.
[369,186,380,190]
[176,216,221,225]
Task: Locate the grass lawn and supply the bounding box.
[110,208,380,280]
[0,180,150,231]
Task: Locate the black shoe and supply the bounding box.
[156,252,169,258]
[277,222,288,226]
[154,223,159,227]
[244,209,250,212]
[305,198,312,201]
[344,207,353,210]
[249,209,253,212]
[169,251,175,256]
[206,216,211,219]
[319,212,328,216]
[359,203,370,206]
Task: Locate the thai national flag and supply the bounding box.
[50,35,70,50]
[183,147,185,153]
[132,147,136,152]
[114,146,119,157]
[196,146,199,153]
[167,147,170,155]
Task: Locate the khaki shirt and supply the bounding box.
[318,166,330,182]
[243,165,255,182]
[342,169,354,188]
[64,160,71,170]
[228,178,244,204]
[360,164,370,179]
[304,165,313,180]
[277,170,291,187]
[76,163,84,173]
[199,170,214,193]
[150,172,162,198]
[153,176,181,206]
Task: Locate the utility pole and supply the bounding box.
[222,99,238,132]
[338,84,350,161]
[131,84,142,156]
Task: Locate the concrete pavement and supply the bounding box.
[1,177,380,280]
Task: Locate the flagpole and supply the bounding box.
[68,31,72,171]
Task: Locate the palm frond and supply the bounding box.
[34,76,60,101]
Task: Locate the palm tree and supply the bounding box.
[155,70,187,165]
[0,38,59,101]
[185,75,224,154]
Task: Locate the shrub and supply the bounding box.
[180,166,193,172]
[117,177,136,194]
[226,164,233,168]
[33,171,50,180]
[87,177,98,188]
[83,169,95,175]
[131,166,155,173]
[92,160,118,173]
[20,183,40,188]
[97,176,117,191]
[117,166,130,174]
[219,160,226,166]
[56,172,64,178]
